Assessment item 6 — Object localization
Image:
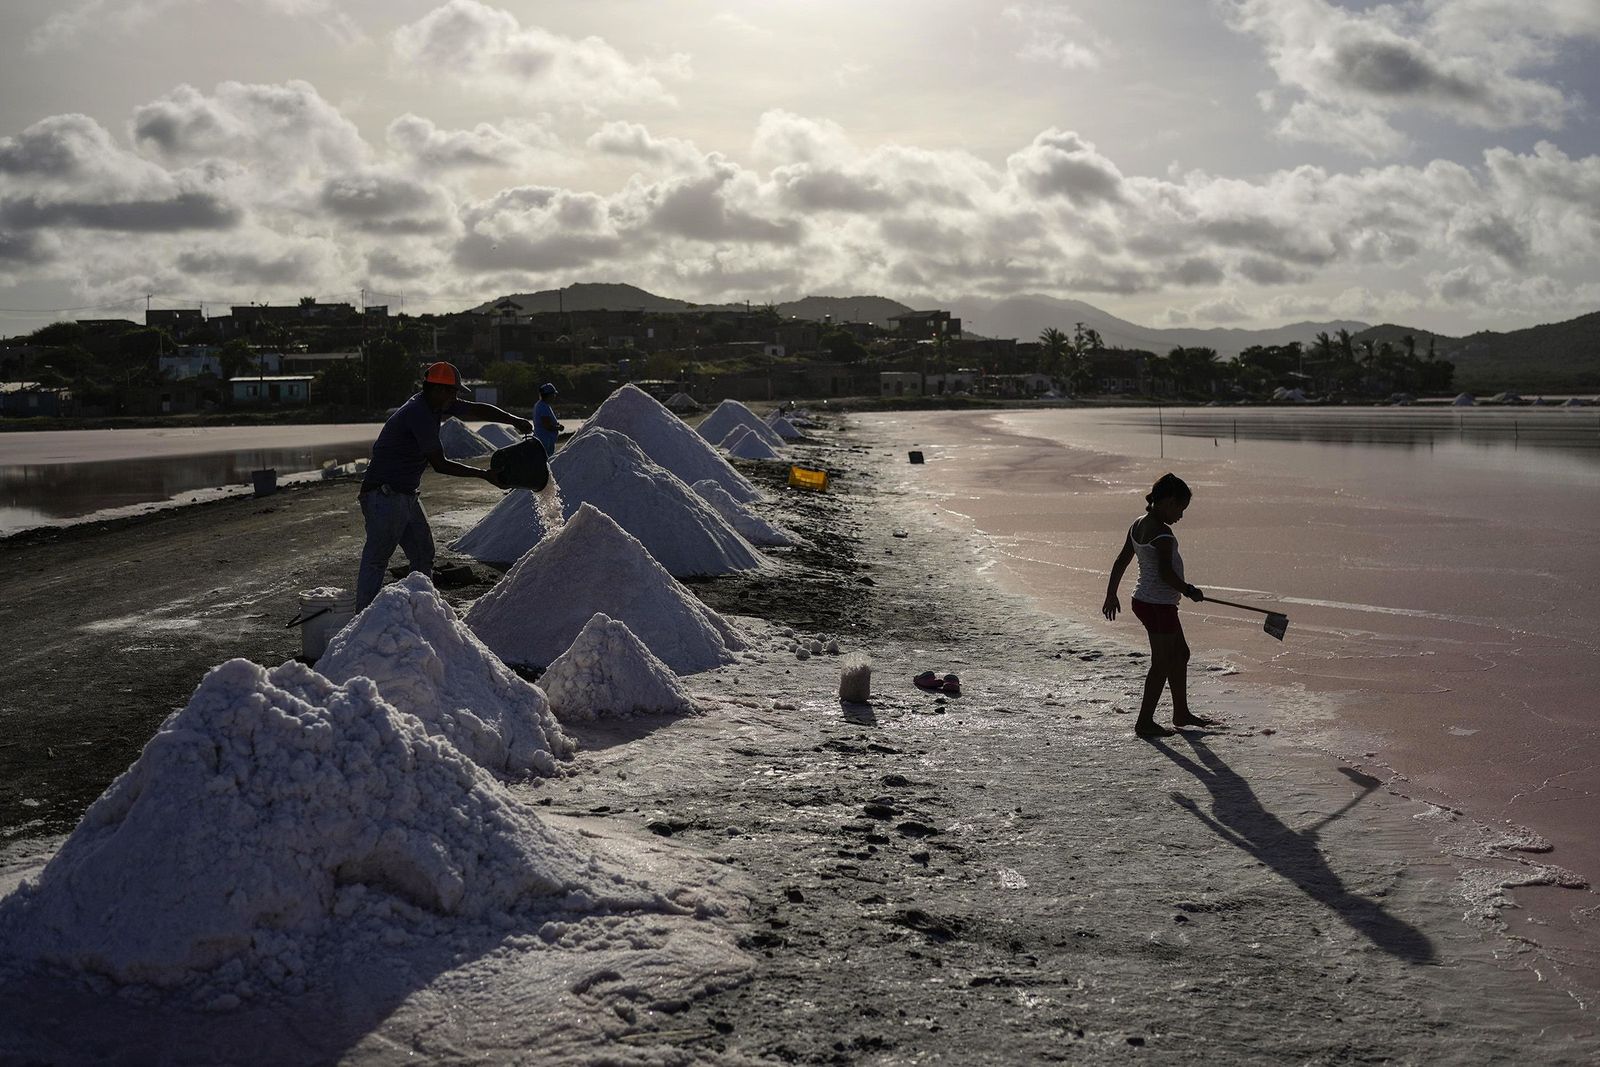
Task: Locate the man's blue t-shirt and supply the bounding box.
[532,399,559,455]
[363,392,471,493]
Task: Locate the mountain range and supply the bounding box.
[470,284,1599,391]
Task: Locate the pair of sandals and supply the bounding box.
[914,671,961,696]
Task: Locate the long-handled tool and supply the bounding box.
[1205,597,1290,641]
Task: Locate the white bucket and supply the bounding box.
[294,587,356,661]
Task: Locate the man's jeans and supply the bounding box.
[357,490,434,609]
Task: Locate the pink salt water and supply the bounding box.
[866,407,1600,968]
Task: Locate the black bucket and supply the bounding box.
[490,439,550,491]
[908,451,924,464]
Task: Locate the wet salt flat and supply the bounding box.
[0,421,567,535]
[865,406,1600,971]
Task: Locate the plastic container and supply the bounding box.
[908,450,924,464]
[489,438,551,491]
[288,587,356,661]
[787,466,829,492]
[251,468,277,497]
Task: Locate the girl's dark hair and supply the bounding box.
[1145,472,1191,510]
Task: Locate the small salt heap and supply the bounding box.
[726,429,781,461]
[691,479,797,547]
[0,659,659,989]
[315,573,573,776]
[466,503,745,672]
[697,399,784,450]
[766,414,803,441]
[540,613,697,722]
[478,423,521,447]
[454,429,766,576]
[583,384,759,503]
[664,392,701,413]
[440,418,492,459]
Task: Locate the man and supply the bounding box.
[532,382,564,456]
[356,361,532,608]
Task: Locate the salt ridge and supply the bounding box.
[0,659,661,990]
[315,572,573,776]
[691,479,797,547]
[465,503,745,673]
[698,399,784,450]
[540,613,698,722]
[581,384,759,503]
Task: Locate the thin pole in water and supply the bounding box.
[1157,402,1164,459]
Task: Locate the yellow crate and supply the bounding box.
[787,465,829,492]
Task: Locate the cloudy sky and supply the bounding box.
[1,0,1598,339]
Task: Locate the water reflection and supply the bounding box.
[0,443,368,530]
[1118,408,1600,461]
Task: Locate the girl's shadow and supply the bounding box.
[1152,734,1436,964]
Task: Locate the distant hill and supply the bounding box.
[1353,314,1600,391]
[465,283,1597,390]
[936,293,1370,360]
[471,282,695,315]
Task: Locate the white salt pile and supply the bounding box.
[478,423,521,448]
[0,659,660,989]
[451,488,545,564]
[718,425,753,450]
[440,417,492,459]
[766,414,803,440]
[454,429,765,576]
[466,503,744,672]
[697,399,784,450]
[540,613,697,722]
[665,391,701,413]
[690,478,797,547]
[582,384,759,503]
[727,430,781,461]
[316,573,573,776]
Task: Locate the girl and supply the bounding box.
[1102,473,1211,737]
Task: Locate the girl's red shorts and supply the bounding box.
[1131,598,1182,635]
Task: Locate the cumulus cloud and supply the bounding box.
[387,114,559,172]
[317,169,454,235]
[392,0,687,111]
[132,81,368,176]
[1007,129,1124,205]
[1003,3,1105,70]
[1224,0,1586,156]
[29,0,364,52]
[1192,295,1251,323]
[586,121,702,168]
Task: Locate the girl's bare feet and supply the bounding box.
[1173,712,1216,728]
[1135,722,1176,738]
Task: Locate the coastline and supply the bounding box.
[862,407,1600,997]
[1,412,1596,1061]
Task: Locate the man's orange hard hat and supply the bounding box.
[423,361,461,387]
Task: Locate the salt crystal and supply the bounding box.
[581,384,758,503]
[316,573,573,776]
[540,613,697,722]
[465,503,744,673]
[697,400,784,450]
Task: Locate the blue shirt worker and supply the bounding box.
[356,361,532,608]
[532,382,563,456]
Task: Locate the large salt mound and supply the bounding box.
[698,399,784,450]
[691,479,797,547]
[583,384,759,503]
[315,572,573,776]
[766,414,803,440]
[727,428,780,460]
[0,659,659,987]
[478,423,521,448]
[466,503,744,673]
[541,613,697,722]
[440,417,492,459]
[453,430,767,576]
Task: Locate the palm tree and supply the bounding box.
[1039,327,1068,383]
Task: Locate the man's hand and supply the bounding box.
[512,417,533,437]
[1183,584,1205,602]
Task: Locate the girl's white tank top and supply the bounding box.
[1130,517,1184,605]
